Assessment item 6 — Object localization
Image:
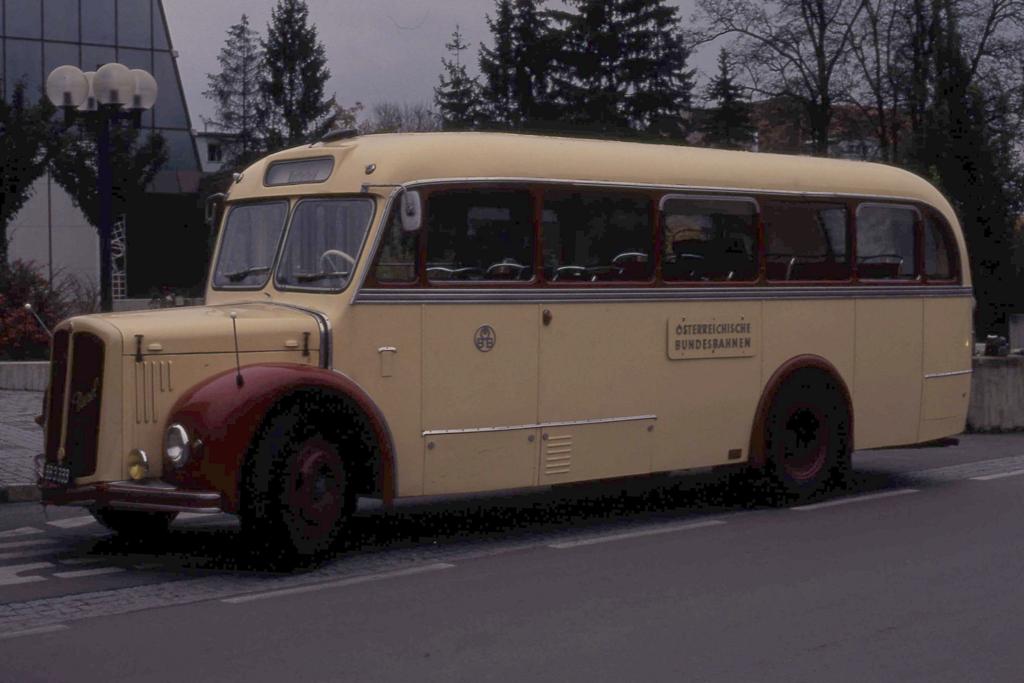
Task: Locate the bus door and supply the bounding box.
[535,190,659,484]
[420,189,541,495]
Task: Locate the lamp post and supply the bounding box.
[45,63,158,312]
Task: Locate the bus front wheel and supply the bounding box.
[242,406,355,563]
[761,369,851,504]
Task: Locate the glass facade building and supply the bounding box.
[0,0,200,191]
[1,0,207,297]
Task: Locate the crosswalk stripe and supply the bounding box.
[53,567,125,579]
[0,547,62,562]
[0,527,44,539]
[0,538,61,550]
[46,516,97,529]
[0,562,54,587]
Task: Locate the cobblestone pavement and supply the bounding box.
[0,391,43,497]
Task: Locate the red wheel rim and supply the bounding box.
[780,403,828,482]
[286,439,345,532]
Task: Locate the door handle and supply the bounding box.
[543,309,553,326]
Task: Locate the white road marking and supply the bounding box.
[45,516,97,529]
[0,527,44,539]
[971,468,1024,481]
[791,488,919,511]
[0,538,60,550]
[0,624,68,640]
[53,567,125,579]
[548,519,727,549]
[0,547,63,562]
[175,512,218,521]
[0,562,55,587]
[222,563,456,605]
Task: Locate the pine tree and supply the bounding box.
[479,1,517,127]
[701,49,755,149]
[548,0,693,134]
[261,0,334,149]
[0,82,54,268]
[435,25,481,130]
[548,0,628,131]
[203,14,266,166]
[618,0,695,135]
[478,0,556,129]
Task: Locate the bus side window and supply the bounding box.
[856,204,918,280]
[661,196,758,282]
[373,202,419,283]
[764,202,850,281]
[426,190,534,283]
[924,212,955,281]
[543,190,652,282]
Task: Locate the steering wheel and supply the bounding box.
[320,249,356,273]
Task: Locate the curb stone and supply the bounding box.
[0,484,40,504]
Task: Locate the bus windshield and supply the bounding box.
[275,198,375,291]
[213,201,289,289]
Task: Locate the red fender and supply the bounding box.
[747,355,854,469]
[163,363,395,513]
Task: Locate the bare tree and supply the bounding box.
[359,102,441,134]
[848,0,907,162]
[696,0,866,155]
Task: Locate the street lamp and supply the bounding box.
[45,63,158,312]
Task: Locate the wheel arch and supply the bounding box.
[748,355,854,469]
[164,363,396,513]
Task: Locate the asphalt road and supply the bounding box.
[2,434,1024,682]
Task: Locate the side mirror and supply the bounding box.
[400,190,422,232]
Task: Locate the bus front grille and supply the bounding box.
[45,332,105,479]
[44,329,70,464]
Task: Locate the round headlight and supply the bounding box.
[164,424,191,468]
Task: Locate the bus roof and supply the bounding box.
[229,131,957,221]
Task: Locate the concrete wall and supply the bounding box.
[0,362,48,392]
[967,356,1024,432]
[1010,315,1024,351]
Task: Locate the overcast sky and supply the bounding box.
[162,0,711,130]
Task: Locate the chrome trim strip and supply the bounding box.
[423,414,657,437]
[356,285,972,305]
[924,369,973,379]
[401,177,938,206]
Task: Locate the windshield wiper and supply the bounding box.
[224,266,270,282]
[294,271,349,283]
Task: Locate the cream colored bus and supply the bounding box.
[38,132,973,558]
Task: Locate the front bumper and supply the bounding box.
[39,478,223,514]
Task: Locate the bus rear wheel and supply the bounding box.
[242,407,355,563]
[762,369,851,504]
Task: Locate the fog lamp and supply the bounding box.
[128,449,149,481]
[164,424,191,468]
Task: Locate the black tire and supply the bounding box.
[761,368,851,504]
[91,508,177,536]
[241,403,355,563]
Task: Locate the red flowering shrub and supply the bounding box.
[0,260,67,360]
